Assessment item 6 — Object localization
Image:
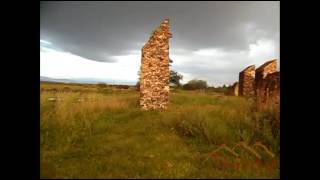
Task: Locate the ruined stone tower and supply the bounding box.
[255,59,277,93]
[239,65,255,96]
[139,18,171,110]
[232,82,239,96]
[255,60,279,110]
[256,71,280,110]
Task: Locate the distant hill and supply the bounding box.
[40,76,136,85]
[40,76,76,83]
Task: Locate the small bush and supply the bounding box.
[115,85,130,89]
[183,79,208,90]
[97,83,108,88]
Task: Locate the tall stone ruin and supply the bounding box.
[236,59,280,111]
[233,82,239,96]
[255,60,279,110]
[229,82,239,96]
[256,72,280,110]
[139,18,171,110]
[239,65,255,96]
[255,59,277,93]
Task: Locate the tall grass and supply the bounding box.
[160,92,279,153]
[40,82,279,178]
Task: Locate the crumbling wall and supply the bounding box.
[238,59,280,110]
[239,65,255,96]
[139,18,171,110]
[255,60,280,110]
[230,82,239,96]
[255,59,277,95]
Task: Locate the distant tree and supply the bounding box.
[169,58,173,65]
[136,81,140,91]
[169,58,183,87]
[170,70,183,87]
[183,79,208,90]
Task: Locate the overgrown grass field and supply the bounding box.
[40,82,280,178]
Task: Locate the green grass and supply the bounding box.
[40,82,280,178]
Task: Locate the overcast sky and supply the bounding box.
[40,1,279,86]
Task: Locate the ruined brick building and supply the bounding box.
[237,59,280,110]
[228,82,239,96]
[238,65,255,96]
[233,82,239,96]
[255,60,279,110]
[255,59,277,92]
[139,18,172,110]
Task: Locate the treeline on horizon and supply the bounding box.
[41,79,233,94]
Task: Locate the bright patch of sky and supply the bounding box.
[41,35,279,86]
[40,42,140,84]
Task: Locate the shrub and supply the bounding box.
[183,79,208,90]
[115,85,130,89]
[97,83,108,88]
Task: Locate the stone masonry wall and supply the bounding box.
[255,60,279,110]
[255,59,277,95]
[256,72,280,110]
[139,18,171,110]
[231,82,239,96]
[239,65,255,96]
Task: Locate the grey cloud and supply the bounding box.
[40,1,279,62]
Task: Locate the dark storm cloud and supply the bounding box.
[40,1,279,62]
